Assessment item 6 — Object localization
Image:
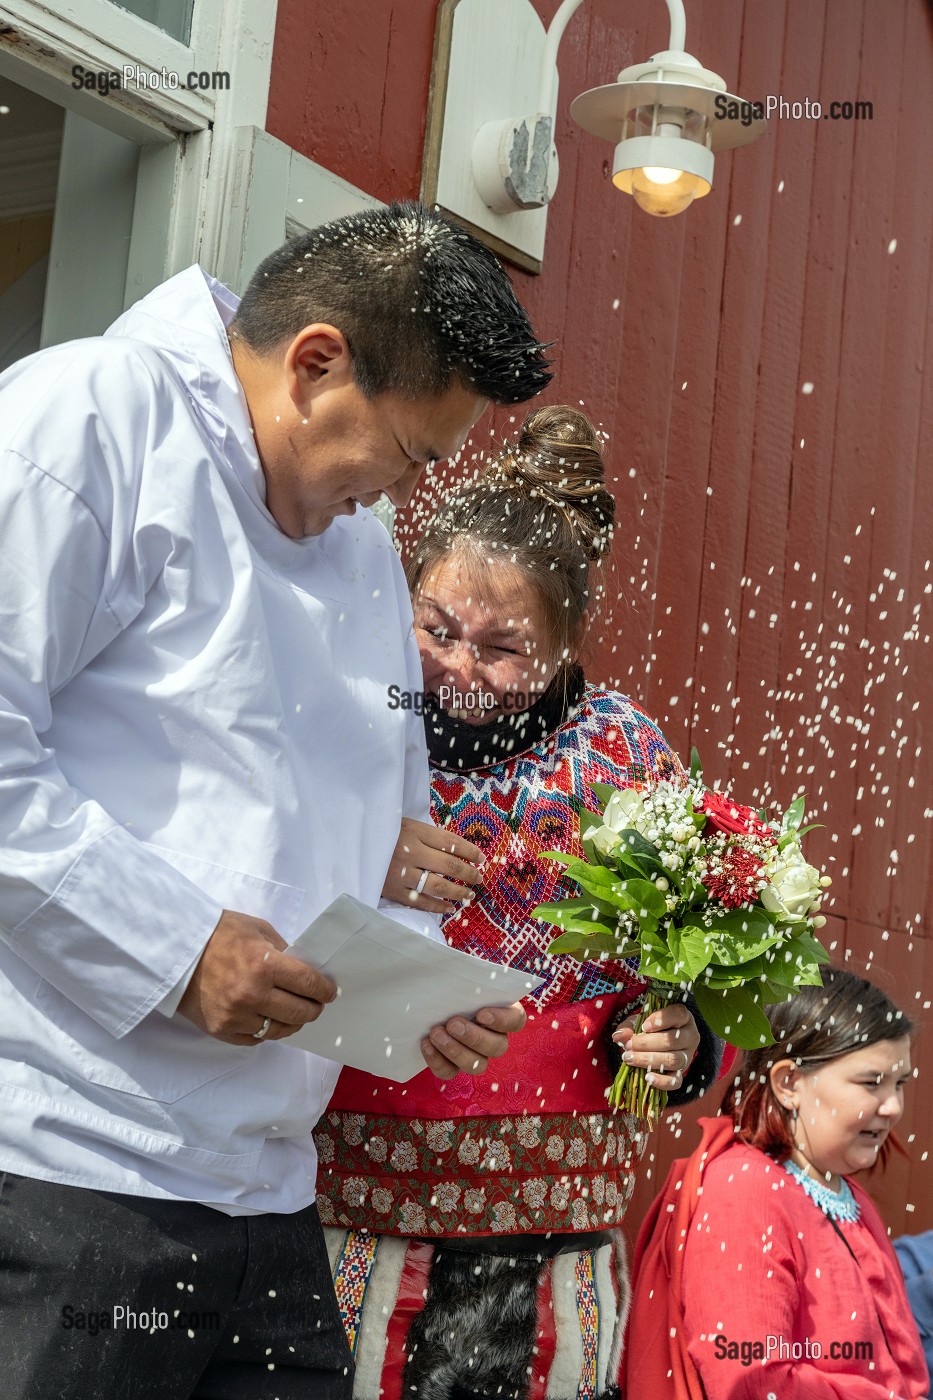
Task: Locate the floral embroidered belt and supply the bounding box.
[314,1109,649,1238]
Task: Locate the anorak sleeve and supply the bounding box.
[0,445,223,1038]
[399,615,433,823]
[375,600,445,943]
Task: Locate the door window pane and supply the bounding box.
[110,0,193,44]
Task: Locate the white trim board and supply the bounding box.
[215,126,382,294]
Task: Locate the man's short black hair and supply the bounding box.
[230,201,552,404]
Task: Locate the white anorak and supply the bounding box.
[0,267,435,1213]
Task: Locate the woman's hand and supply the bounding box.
[421,1003,527,1079]
[612,1001,701,1091]
[382,817,484,915]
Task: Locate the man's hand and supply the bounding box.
[177,909,337,1045]
[420,1001,527,1079]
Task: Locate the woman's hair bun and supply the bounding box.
[482,404,615,561]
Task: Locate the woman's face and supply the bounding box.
[778,1035,912,1179]
[413,552,560,724]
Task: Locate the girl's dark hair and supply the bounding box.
[724,966,914,1162]
[230,201,552,404]
[406,404,616,668]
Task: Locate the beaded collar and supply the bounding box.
[782,1158,861,1223]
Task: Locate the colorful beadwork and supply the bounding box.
[432,688,680,1013]
[782,1159,861,1223]
[332,1230,380,1355]
[575,1250,600,1399]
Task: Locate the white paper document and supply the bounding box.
[283,894,540,1082]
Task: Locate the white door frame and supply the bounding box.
[0,0,278,330]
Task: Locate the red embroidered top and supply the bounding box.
[315,686,682,1238]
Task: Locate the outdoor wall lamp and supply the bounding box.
[422,0,766,271]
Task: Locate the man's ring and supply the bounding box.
[253,1016,272,1041]
[415,869,430,896]
[677,1049,690,1072]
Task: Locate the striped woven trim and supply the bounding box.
[332,1230,380,1357]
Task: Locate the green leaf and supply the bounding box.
[668,925,713,980]
[796,927,831,964]
[701,949,782,988]
[692,981,776,1049]
[689,747,703,782]
[617,828,662,863]
[531,899,615,938]
[781,794,806,835]
[539,854,617,896]
[539,849,573,867]
[759,980,798,1005]
[554,863,665,920]
[684,909,786,968]
[701,907,775,936]
[616,878,668,919]
[572,865,636,908]
[547,931,639,959]
[759,933,827,987]
[578,807,604,839]
[637,925,680,984]
[590,783,621,810]
[707,930,787,967]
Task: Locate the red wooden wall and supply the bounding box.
[268,0,933,1235]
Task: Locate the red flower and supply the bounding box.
[704,842,767,909]
[699,790,775,842]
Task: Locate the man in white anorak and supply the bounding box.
[0,202,551,1398]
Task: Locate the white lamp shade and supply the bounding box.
[613,133,714,191]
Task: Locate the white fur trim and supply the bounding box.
[546,1251,585,1399]
[605,1229,631,1386]
[353,1235,409,1400]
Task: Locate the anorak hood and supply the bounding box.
[105,265,268,512]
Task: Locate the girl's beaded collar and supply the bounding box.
[781,1158,860,1223]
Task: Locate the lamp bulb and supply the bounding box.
[630,165,698,216]
[641,166,682,185]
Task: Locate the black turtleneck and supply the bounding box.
[423,665,587,773]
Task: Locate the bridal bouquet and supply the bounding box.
[532,754,830,1123]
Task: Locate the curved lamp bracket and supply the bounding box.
[421,0,764,272]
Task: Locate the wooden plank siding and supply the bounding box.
[267,0,933,1234]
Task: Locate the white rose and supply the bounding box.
[590,822,623,858]
[603,788,651,837]
[761,844,822,919]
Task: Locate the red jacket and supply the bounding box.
[622,1116,929,1400]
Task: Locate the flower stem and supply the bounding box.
[608,985,684,1127]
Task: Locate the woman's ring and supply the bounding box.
[677,1050,690,1072]
[415,869,430,896]
[253,1016,272,1041]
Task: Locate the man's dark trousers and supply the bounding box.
[0,1171,353,1398]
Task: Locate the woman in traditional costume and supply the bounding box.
[315,406,723,1400]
